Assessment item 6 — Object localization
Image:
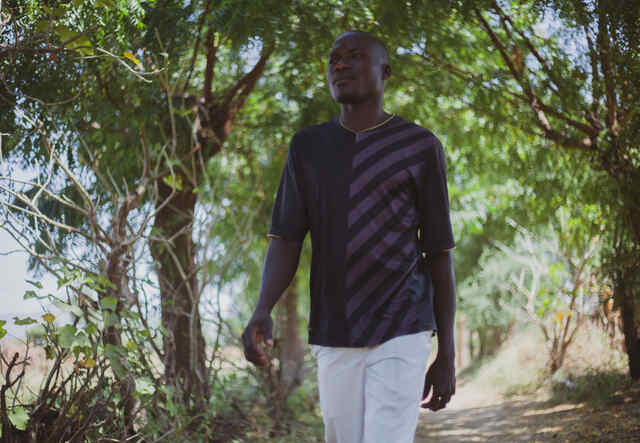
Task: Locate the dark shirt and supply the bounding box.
[269,116,455,347]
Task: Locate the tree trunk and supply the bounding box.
[276,276,305,402]
[619,280,640,380]
[150,181,208,399]
[101,195,140,437]
[615,206,640,380]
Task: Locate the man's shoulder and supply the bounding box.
[394,116,439,143]
[288,120,338,158]
[293,119,337,140]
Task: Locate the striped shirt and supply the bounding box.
[269,116,455,347]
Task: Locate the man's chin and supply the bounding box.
[333,91,364,104]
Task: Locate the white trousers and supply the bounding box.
[311,331,432,443]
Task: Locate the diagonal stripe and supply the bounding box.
[359,290,415,346]
[346,196,411,258]
[353,125,426,168]
[346,254,419,333]
[346,230,415,297]
[350,146,425,198]
[346,255,417,326]
[348,278,407,344]
[346,199,413,267]
[347,163,421,229]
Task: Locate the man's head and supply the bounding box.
[327,30,391,105]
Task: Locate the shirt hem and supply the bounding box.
[308,324,437,348]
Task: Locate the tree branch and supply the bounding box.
[597,7,619,136]
[203,29,217,105]
[181,0,214,95]
[583,24,602,117]
[492,1,562,96]
[223,43,274,122]
[475,8,597,149]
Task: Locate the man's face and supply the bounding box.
[326,33,388,104]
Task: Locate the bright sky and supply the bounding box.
[0,229,59,338]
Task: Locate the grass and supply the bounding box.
[457,321,632,409]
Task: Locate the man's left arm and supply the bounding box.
[422,249,456,411]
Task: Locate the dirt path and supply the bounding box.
[414,382,640,442]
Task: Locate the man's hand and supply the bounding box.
[241,310,274,368]
[421,355,456,411]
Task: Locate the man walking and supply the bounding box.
[242,30,457,443]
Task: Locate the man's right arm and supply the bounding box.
[241,237,303,367]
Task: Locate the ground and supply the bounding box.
[416,377,640,442]
[415,324,640,443]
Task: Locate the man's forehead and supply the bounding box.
[330,33,375,52]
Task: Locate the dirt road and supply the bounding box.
[414,383,640,442]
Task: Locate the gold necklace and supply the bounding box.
[340,114,395,133]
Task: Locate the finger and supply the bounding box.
[422,374,433,401]
[244,347,268,367]
[422,382,432,402]
[263,321,274,348]
[422,394,447,411]
[242,326,268,367]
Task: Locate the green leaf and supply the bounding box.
[71,37,94,56]
[58,324,78,349]
[100,296,118,311]
[103,311,120,328]
[93,276,117,290]
[52,300,84,317]
[97,0,115,8]
[135,377,155,395]
[162,174,183,191]
[23,290,42,300]
[35,20,51,34]
[105,344,126,378]
[26,279,43,289]
[72,333,90,350]
[85,322,97,336]
[0,320,6,339]
[44,345,56,360]
[13,316,37,326]
[8,407,29,431]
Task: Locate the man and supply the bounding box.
[242,30,456,443]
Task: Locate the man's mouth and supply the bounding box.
[334,77,353,86]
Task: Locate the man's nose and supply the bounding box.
[333,61,350,71]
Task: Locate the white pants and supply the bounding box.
[311,331,432,443]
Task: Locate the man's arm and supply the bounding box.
[242,237,303,367]
[422,249,456,411]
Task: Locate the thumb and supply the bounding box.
[422,377,433,401]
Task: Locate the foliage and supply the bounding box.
[459,209,602,370]
[1,0,639,439]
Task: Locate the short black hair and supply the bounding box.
[335,30,390,63]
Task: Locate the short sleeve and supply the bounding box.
[418,137,455,256]
[268,141,309,243]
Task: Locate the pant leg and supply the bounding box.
[313,345,367,443]
[362,332,432,443]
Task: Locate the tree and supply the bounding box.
[402,0,640,379]
[0,0,334,400]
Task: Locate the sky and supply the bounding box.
[0,229,62,339]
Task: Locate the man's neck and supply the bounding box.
[340,102,390,133]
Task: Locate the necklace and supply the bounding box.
[339,114,395,133]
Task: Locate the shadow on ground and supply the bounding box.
[416,384,640,443]
[416,400,585,442]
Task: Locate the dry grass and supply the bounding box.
[0,338,76,402]
[454,322,628,406]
